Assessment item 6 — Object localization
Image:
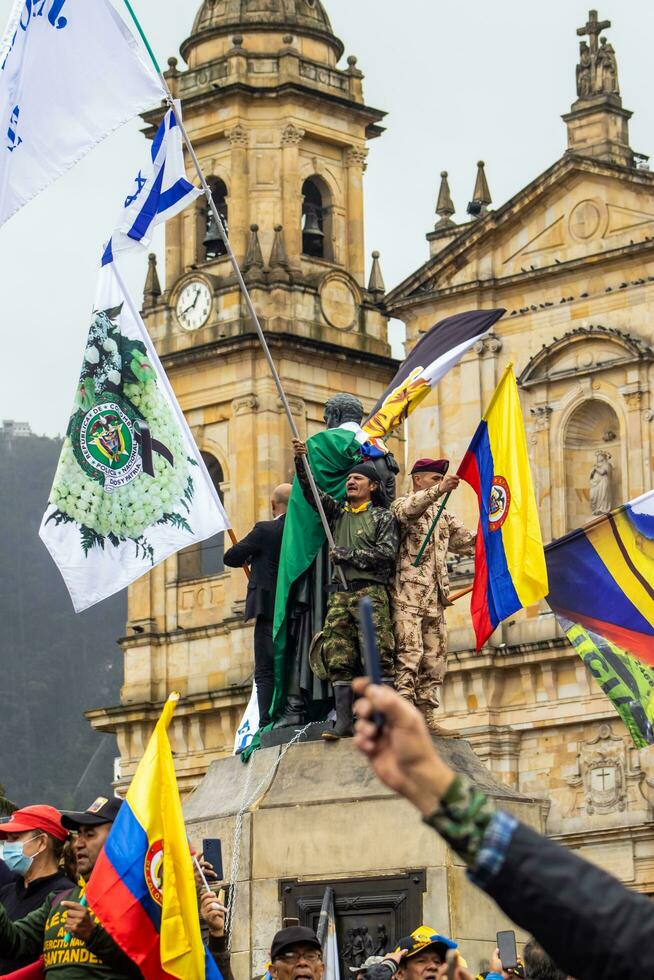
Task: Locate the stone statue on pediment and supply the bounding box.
[596,36,619,94]
[576,41,592,98]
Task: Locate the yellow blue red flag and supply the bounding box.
[458,364,548,648]
[546,490,654,668]
[85,693,220,980]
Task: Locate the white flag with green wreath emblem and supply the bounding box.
[40,259,230,612]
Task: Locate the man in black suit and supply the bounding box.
[224,483,292,726]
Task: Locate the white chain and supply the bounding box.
[226,724,313,951]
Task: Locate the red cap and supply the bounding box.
[0,805,68,842]
[410,458,449,476]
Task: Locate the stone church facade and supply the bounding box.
[386,10,654,896]
[88,0,654,919]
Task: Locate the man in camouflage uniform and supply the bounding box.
[293,438,399,740]
[390,457,475,733]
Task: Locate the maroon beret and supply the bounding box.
[410,458,449,476]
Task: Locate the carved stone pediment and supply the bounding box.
[519,325,654,387]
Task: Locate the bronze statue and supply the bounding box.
[323,392,399,505]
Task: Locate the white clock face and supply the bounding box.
[176,280,212,331]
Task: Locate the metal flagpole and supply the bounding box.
[121,0,347,589]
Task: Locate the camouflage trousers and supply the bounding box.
[323,583,395,683]
[391,598,447,708]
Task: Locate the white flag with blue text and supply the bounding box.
[102,103,202,264]
[0,0,165,226]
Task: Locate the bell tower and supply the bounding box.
[87,0,397,792]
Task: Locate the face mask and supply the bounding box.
[1,836,41,875]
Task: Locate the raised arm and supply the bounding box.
[292,438,342,524]
[352,681,654,980]
[390,474,460,525]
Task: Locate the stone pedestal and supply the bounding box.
[184,738,548,976]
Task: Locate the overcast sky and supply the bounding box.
[1,0,652,436]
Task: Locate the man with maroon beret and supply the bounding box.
[390,458,475,733]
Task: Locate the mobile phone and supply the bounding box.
[497,930,518,971]
[446,949,459,980]
[202,838,223,881]
[283,917,300,929]
[358,597,385,734]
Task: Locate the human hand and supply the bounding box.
[383,949,408,967]
[194,856,218,895]
[440,474,460,495]
[436,956,474,980]
[200,889,227,938]
[292,438,307,457]
[61,901,95,942]
[490,948,503,973]
[330,547,352,566]
[352,679,455,815]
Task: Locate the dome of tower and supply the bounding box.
[187,0,343,59]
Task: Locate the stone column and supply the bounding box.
[345,146,368,287]
[231,393,259,529]
[165,213,183,288]
[226,124,250,263]
[620,384,646,498]
[528,404,554,543]
[280,123,305,272]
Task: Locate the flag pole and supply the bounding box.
[121,0,347,590]
[412,492,450,567]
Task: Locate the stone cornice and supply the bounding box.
[157,331,399,375]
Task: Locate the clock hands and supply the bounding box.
[180,287,201,317]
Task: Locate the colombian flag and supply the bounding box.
[458,364,548,648]
[85,693,220,980]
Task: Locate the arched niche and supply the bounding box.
[301,175,333,260]
[178,452,226,580]
[563,398,622,531]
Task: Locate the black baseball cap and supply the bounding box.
[270,926,322,961]
[61,795,123,830]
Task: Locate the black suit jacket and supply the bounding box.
[224,515,285,620]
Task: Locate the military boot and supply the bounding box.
[420,704,460,738]
[272,694,306,729]
[322,683,354,741]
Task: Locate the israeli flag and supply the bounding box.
[233,684,260,755]
[0,0,165,227]
[102,103,202,265]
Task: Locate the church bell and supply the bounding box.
[302,203,324,239]
[203,206,226,258]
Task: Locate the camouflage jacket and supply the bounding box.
[390,484,475,605]
[295,458,398,584]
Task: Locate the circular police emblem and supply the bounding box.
[74,399,142,493]
[144,839,164,906]
[488,476,511,531]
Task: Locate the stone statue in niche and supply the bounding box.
[375,925,388,956]
[590,450,612,515]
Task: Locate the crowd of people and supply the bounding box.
[1,679,652,980]
[0,787,573,979]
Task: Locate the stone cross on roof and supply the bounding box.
[577,9,611,57]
